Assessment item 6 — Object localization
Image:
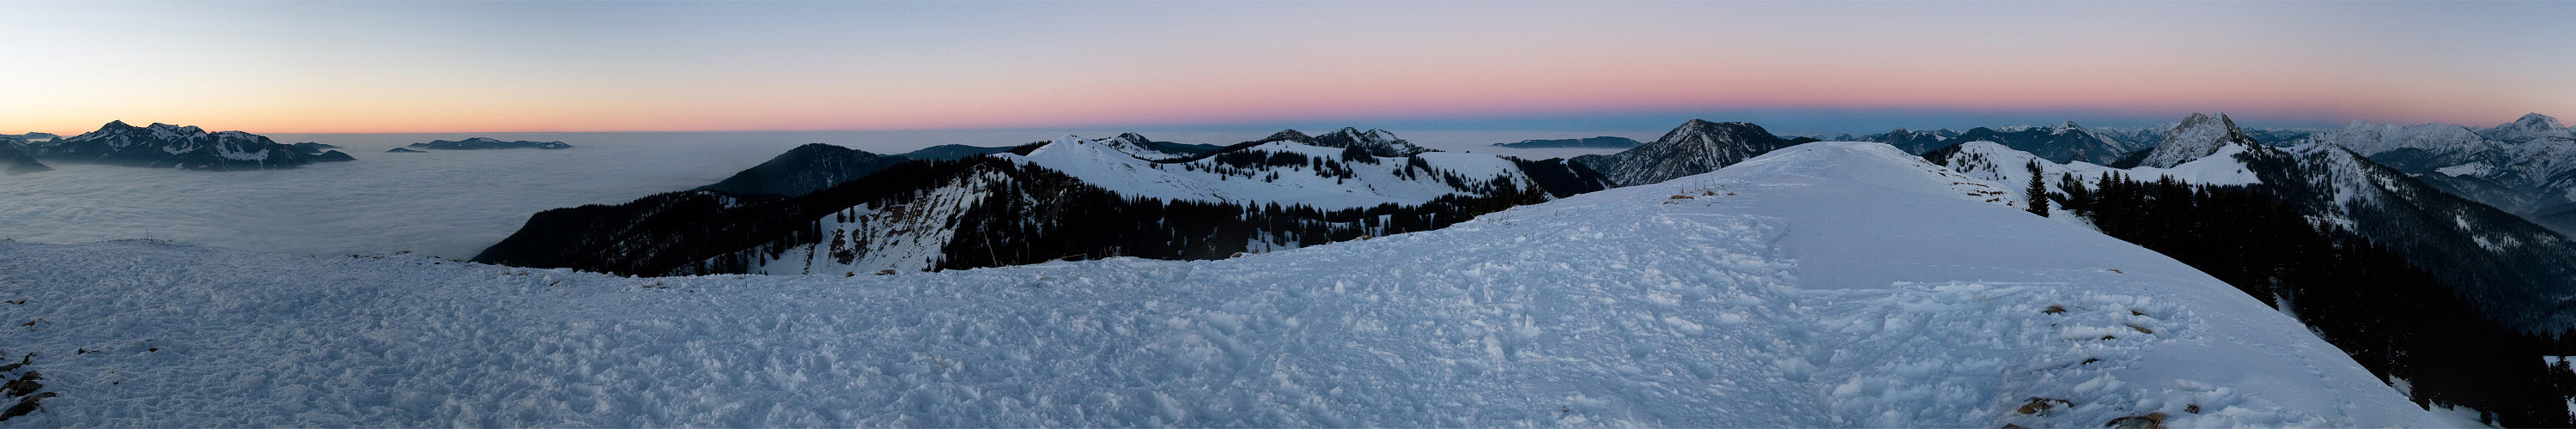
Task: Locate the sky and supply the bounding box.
[3,1,2571,136]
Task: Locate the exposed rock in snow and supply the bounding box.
[0,142,2438,426]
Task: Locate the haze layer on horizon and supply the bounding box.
[3,1,2570,136]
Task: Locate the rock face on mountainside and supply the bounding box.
[1,135,52,175]
[408,137,574,150]
[1491,136,1640,148]
[2127,112,2264,168]
[1570,119,1811,186]
[27,121,336,171]
[694,143,910,196]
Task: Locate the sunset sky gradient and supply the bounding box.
[4,1,2571,135]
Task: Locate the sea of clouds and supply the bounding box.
[0,130,1637,259]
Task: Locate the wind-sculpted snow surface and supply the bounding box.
[0,142,2433,426]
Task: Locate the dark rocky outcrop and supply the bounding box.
[695,143,908,196]
[408,137,573,150]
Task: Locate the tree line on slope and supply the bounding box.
[2053,172,2576,426]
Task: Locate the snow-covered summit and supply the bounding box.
[0,141,2436,426]
[2134,112,2263,168]
[2481,112,2573,142]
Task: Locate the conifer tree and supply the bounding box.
[2024,160,2050,217]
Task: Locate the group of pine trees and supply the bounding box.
[2044,172,2576,426]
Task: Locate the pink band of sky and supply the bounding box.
[2,1,2568,135]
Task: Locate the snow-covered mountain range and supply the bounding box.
[2300,112,2576,236]
[476,129,1606,276]
[1835,120,2319,166]
[1844,121,2148,165]
[0,142,2439,426]
[20,121,354,171]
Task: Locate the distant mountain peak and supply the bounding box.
[2482,112,2572,142]
[2135,112,2263,168]
[1261,130,1310,142]
[1569,119,1802,186]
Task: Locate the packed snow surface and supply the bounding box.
[0,142,2433,426]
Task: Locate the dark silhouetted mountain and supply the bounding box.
[1,136,51,175]
[288,142,355,162]
[386,148,428,154]
[1491,136,1640,148]
[695,143,908,196]
[27,121,329,171]
[408,137,574,150]
[1850,128,1963,154]
[898,144,1018,160]
[1570,119,1810,186]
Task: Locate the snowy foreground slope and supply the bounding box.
[0,142,2434,426]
